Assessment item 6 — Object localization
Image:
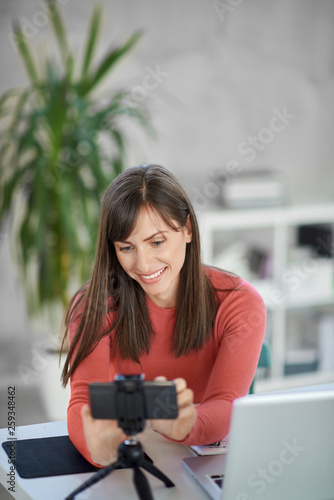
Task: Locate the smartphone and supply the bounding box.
[89,375,178,421]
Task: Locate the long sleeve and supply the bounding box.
[176,277,267,446]
[67,321,113,465]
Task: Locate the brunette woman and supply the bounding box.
[61,164,266,467]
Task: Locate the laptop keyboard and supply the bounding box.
[210,473,224,489]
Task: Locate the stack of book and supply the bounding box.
[217,168,286,208]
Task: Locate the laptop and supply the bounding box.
[183,390,334,500]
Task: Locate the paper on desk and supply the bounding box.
[189,435,229,456]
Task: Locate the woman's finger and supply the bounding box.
[177,388,194,409]
[173,377,187,394]
[81,404,92,421]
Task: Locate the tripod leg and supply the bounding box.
[133,467,154,500]
[141,460,175,488]
[64,460,123,500]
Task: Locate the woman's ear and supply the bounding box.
[185,215,193,242]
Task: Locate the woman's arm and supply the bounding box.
[175,281,267,446]
[67,317,119,466]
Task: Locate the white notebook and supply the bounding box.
[189,435,229,456]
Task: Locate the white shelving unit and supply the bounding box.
[197,203,334,381]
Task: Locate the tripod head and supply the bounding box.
[113,374,147,435]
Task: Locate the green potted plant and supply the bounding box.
[0,1,151,320]
[0,2,152,420]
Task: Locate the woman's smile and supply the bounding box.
[139,266,167,282]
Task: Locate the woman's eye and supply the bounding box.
[120,246,133,252]
[152,240,164,247]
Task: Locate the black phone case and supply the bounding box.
[89,381,178,420]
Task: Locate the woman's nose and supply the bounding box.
[135,249,153,273]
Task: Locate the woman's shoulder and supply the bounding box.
[204,265,242,288]
[204,265,265,305]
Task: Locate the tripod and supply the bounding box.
[65,375,177,499]
[65,435,174,500]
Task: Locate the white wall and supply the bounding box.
[1,0,334,339]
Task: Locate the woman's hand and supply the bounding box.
[149,377,197,441]
[81,405,127,466]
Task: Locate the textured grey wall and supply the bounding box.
[1,0,334,203]
[1,0,334,341]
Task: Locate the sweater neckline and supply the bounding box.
[145,296,176,315]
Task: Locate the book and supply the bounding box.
[216,168,286,208]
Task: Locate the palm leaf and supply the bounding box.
[41,62,68,153]
[75,177,97,244]
[109,129,125,176]
[12,24,39,87]
[47,1,74,79]
[0,164,31,217]
[80,31,142,96]
[0,88,24,116]
[19,211,35,278]
[81,5,103,80]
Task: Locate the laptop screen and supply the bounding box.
[184,390,334,500]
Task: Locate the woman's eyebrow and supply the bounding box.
[116,230,168,245]
[143,230,168,242]
[115,240,132,245]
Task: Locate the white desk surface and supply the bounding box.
[2,383,334,500]
[0,420,208,500]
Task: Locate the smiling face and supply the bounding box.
[114,206,192,308]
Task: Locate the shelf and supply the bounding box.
[197,203,334,381]
[253,279,334,310]
[197,203,334,230]
[255,371,334,394]
[285,291,334,309]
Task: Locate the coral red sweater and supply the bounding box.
[67,267,266,465]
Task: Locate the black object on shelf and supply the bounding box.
[297,224,333,257]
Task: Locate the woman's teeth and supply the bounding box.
[142,267,166,280]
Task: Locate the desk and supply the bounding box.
[2,383,334,500]
[0,421,208,500]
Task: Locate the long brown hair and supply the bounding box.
[61,164,217,386]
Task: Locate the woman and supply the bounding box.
[61,164,266,467]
